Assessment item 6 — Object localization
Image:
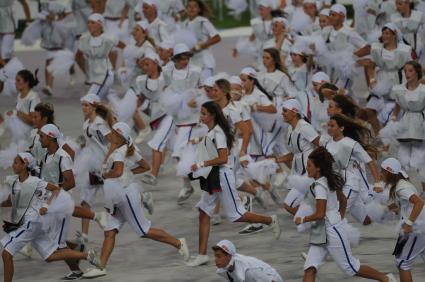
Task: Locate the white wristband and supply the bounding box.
[197,162,205,169]
[42,203,49,209]
[239,155,250,162]
[195,44,202,51]
[373,182,382,187]
[406,219,414,226]
[301,217,305,224]
[252,104,257,112]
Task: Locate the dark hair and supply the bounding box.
[318,82,338,102]
[330,114,378,159]
[331,95,358,118]
[382,170,408,201]
[188,0,212,18]
[17,155,38,176]
[263,48,292,79]
[215,79,231,100]
[17,69,39,88]
[308,147,344,192]
[202,101,235,150]
[34,102,55,124]
[95,103,115,128]
[379,26,397,44]
[405,60,422,80]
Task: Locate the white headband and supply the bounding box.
[88,13,105,26]
[80,93,100,104]
[40,124,61,139]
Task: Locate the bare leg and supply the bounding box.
[363,215,372,226]
[45,248,88,262]
[303,267,317,282]
[133,111,146,131]
[238,182,257,196]
[235,212,272,225]
[151,150,163,177]
[2,250,14,282]
[199,210,210,255]
[81,202,91,236]
[99,230,117,268]
[72,206,95,220]
[144,228,180,249]
[356,265,389,281]
[45,59,54,88]
[399,269,413,282]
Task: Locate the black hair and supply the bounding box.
[382,170,408,201]
[188,0,212,19]
[379,26,397,44]
[308,147,344,192]
[405,60,422,80]
[263,48,292,79]
[318,82,338,102]
[331,95,358,118]
[202,101,235,150]
[215,79,232,100]
[34,102,55,124]
[95,103,116,128]
[17,69,39,88]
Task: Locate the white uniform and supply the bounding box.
[122,40,155,84]
[39,147,74,248]
[78,33,117,98]
[0,175,59,260]
[77,116,110,206]
[393,179,425,270]
[323,137,372,223]
[147,17,170,44]
[195,125,246,222]
[0,0,15,59]
[391,84,425,176]
[304,177,361,277]
[72,0,92,35]
[104,145,151,236]
[250,17,274,66]
[216,253,283,282]
[182,16,219,80]
[158,0,184,32]
[103,0,127,42]
[367,42,411,123]
[0,56,24,96]
[353,0,380,39]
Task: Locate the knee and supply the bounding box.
[2,250,12,260]
[304,267,317,276]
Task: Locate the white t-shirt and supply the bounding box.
[16,90,40,113]
[395,179,418,224]
[207,125,232,168]
[309,177,341,225]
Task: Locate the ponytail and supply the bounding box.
[308,147,344,192]
[95,103,115,128]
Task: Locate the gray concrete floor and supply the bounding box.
[1,38,425,281]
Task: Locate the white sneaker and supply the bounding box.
[141,173,157,186]
[186,254,209,267]
[134,127,152,144]
[87,249,103,269]
[386,273,397,282]
[94,211,108,230]
[301,252,308,261]
[142,192,154,215]
[270,215,281,240]
[211,214,222,225]
[177,185,194,204]
[18,243,32,258]
[178,238,190,261]
[82,268,107,279]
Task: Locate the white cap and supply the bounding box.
[303,0,316,6]
[202,76,216,87]
[213,240,236,256]
[312,72,330,84]
[135,20,149,31]
[158,40,174,50]
[40,124,61,139]
[257,0,274,8]
[320,8,330,17]
[240,67,257,78]
[214,72,230,81]
[290,46,306,55]
[383,22,403,42]
[17,152,35,169]
[144,50,160,64]
[112,122,133,145]
[80,93,100,104]
[272,17,288,27]
[229,75,242,86]
[381,158,408,178]
[173,43,192,57]
[88,13,105,26]
[282,99,303,115]
[330,4,346,17]
[143,0,158,7]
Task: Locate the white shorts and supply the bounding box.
[172,125,197,158]
[304,221,360,277]
[284,188,306,208]
[147,115,174,152]
[105,183,151,237]
[196,167,246,222]
[396,233,425,270]
[398,142,425,172]
[50,215,71,249]
[0,34,14,59]
[46,50,60,60]
[88,70,114,100]
[1,221,58,260]
[81,183,102,207]
[344,186,367,224]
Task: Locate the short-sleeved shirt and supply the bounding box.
[16,90,40,114]
[309,177,341,225]
[83,116,111,157]
[395,179,418,223]
[207,125,232,168]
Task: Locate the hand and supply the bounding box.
[240,160,249,168]
[403,223,413,234]
[39,207,48,215]
[294,217,303,225]
[232,48,238,58]
[373,182,384,193]
[191,164,198,172]
[187,97,197,108]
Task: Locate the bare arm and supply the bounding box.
[303,199,327,222]
[235,120,252,156]
[1,195,12,207]
[354,45,371,57]
[18,0,31,21]
[103,161,124,179]
[61,170,75,191]
[255,104,277,113]
[131,159,151,175]
[336,189,347,218]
